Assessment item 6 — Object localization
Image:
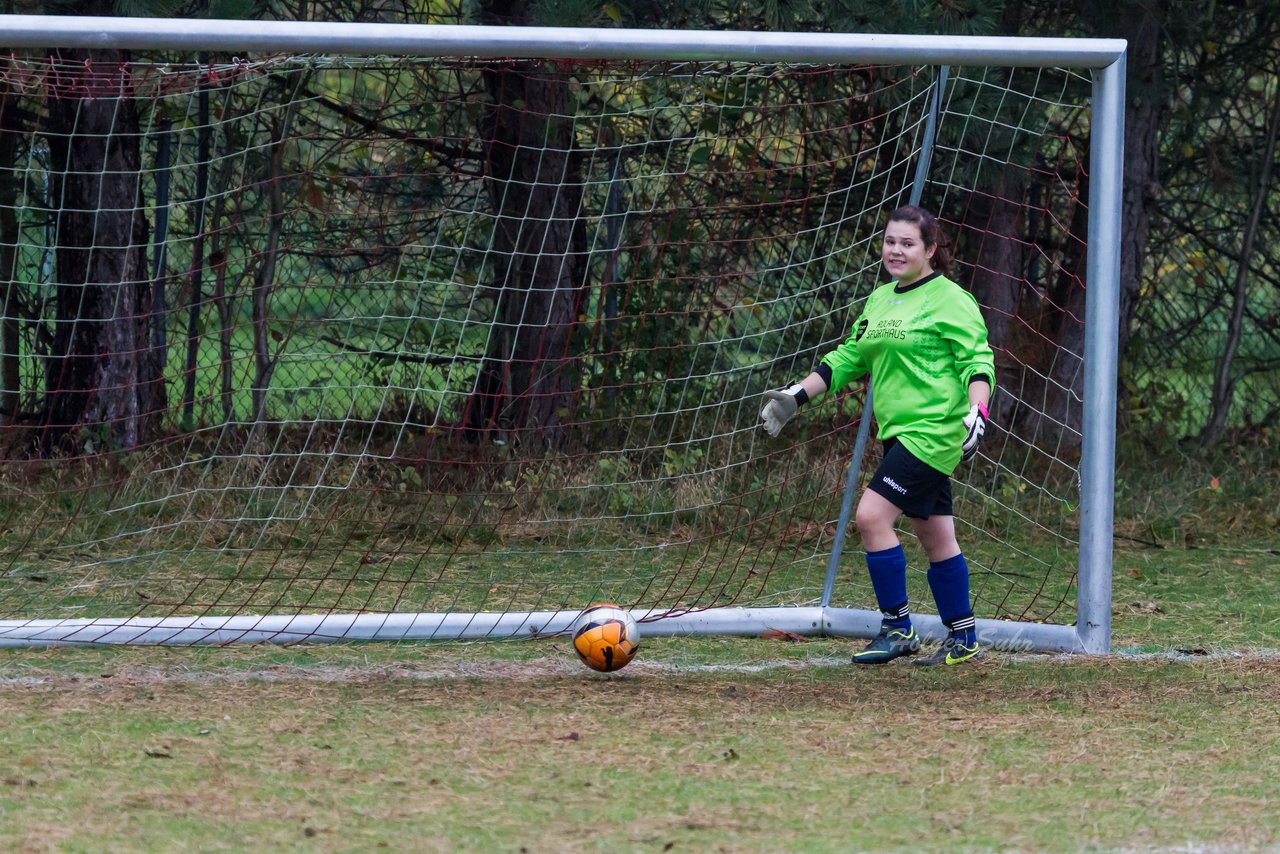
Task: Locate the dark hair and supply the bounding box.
[887,205,952,276]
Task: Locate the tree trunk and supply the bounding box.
[40,47,154,453]
[1041,184,1091,449]
[965,174,1026,426]
[180,82,211,432]
[1200,71,1280,447]
[1114,2,1163,360]
[210,199,235,425]
[252,119,287,425]
[141,119,172,426]
[463,63,588,448]
[0,91,21,427]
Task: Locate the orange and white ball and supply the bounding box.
[572,604,640,672]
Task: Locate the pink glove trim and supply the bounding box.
[977,402,989,421]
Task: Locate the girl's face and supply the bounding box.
[881,220,935,285]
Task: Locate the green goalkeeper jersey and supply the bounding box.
[820,272,995,475]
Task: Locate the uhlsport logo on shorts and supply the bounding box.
[881,476,908,495]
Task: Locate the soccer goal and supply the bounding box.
[0,18,1124,653]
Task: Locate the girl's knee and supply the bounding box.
[855,503,891,538]
[913,522,959,563]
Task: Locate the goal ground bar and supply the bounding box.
[0,609,1086,652]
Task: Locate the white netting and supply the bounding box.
[0,53,1092,639]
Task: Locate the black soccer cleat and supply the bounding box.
[852,624,920,664]
[913,637,982,667]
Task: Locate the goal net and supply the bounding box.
[0,23,1124,650]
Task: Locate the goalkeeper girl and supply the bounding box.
[760,205,993,666]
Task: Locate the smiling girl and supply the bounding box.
[759,205,995,666]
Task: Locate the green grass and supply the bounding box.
[1111,544,1280,651]
[1,648,1277,852]
[0,535,1277,852]
[0,437,1275,850]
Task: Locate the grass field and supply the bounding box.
[1,537,1277,853]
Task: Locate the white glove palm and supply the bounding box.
[961,403,988,462]
[759,384,804,438]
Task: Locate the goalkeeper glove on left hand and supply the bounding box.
[961,402,988,462]
[759,383,807,438]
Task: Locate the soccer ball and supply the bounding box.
[572,604,640,672]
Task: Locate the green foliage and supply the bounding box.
[1130,7,1280,442]
[199,0,262,19]
[528,0,613,26]
[111,0,183,15]
[819,0,1004,35]
[1112,430,1280,546]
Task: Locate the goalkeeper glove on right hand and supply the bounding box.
[760,383,807,438]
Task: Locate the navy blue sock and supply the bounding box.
[865,545,911,630]
[928,553,977,646]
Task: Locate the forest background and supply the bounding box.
[0,0,1276,488]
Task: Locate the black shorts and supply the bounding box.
[867,437,953,520]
